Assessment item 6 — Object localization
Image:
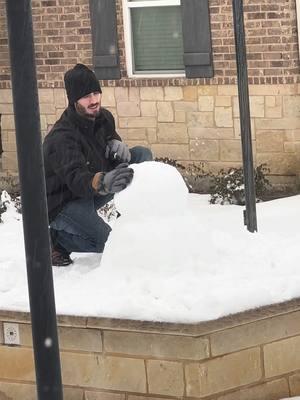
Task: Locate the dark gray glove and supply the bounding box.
[98,163,134,194]
[105,139,131,163]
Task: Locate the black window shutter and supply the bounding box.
[89,0,121,80]
[181,0,213,78]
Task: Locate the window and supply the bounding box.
[123,0,185,77]
[89,0,213,80]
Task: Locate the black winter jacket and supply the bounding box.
[43,106,121,222]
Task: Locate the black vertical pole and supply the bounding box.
[5,1,63,399]
[232,0,257,232]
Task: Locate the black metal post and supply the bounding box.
[5,1,63,399]
[232,0,257,232]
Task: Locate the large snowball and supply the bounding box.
[114,161,188,217]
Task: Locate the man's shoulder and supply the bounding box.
[99,107,114,123]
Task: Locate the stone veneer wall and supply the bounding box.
[1,300,300,399]
[1,84,300,188]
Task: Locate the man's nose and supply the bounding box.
[90,93,100,103]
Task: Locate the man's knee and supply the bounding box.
[130,146,153,163]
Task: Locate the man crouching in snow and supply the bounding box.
[43,64,152,266]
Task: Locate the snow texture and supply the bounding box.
[0,161,300,323]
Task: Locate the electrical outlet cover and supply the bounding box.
[3,323,20,345]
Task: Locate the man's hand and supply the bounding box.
[105,139,131,163]
[95,163,134,194]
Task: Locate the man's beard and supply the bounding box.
[75,102,101,120]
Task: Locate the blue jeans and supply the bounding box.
[50,146,152,253]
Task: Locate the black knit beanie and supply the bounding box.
[64,64,102,105]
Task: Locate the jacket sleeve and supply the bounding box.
[46,133,95,198]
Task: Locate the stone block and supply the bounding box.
[54,88,67,108]
[151,144,189,160]
[117,101,140,117]
[234,118,255,139]
[215,107,233,128]
[174,102,197,112]
[175,110,186,122]
[187,112,214,128]
[61,352,146,392]
[183,86,197,101]
[256,118,300,130]
[104,331,209,360]
[256,152,296,175]
[46,114,58,125]
[0,103,13,114]
[164,87,183,101]
[264,335,300,378]
[157,123,188,143]
[250,96,265,118]
[0,89,13,103]
[185,348,262,397]
[101,88,116,107]
[39,103,56,114]
[58,327,102,352]
[249,85,279,96]
[127,128,147,140]
[157,102,174,122]
[190,139,219,161]
[198,96,214,112]
[0,382,36,400]
[215,96,232,107]
[140,87,163,101]
[0,383,84,400]
[141,102,157,117]
[115,87,128,102]
[147,360,184,396]
[129,87,140,101]
[284,142,295,152]
[265,95,282,118]
[211,311,300,357]
[2,153,18,172]
[198,86,218,95]
[256,130,285,152]
[1,115,15,130]
[283,95,300,117]
[188,127,234,140]
[0,346,35,381]
[217,85,238,96]
[289,373,300,396]
[2,141,17,152]
[146,128,157,144]
[220,140,242,161]
[85,391,125,400]
[119,117,157,129]
[0,322,3,344]
[215,378,289,400]
[38,88,54,103]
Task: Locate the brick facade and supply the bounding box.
[0,0,299,88]
[0,0,300,187]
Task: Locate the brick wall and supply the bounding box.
[0,0,299,88]
[1,301,300,399]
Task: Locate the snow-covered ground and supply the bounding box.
[1,161,300,323]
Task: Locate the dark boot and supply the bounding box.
[50,228,73,267]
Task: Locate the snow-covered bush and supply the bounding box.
[155,157,271,205]
[210,164,271,205]
[0,191,21,223]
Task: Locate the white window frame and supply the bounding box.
[122,0,185,78]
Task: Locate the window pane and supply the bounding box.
[131,6,184,72]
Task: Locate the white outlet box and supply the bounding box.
[3,323,20,345]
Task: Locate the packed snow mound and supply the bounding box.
[114,161,188,217]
